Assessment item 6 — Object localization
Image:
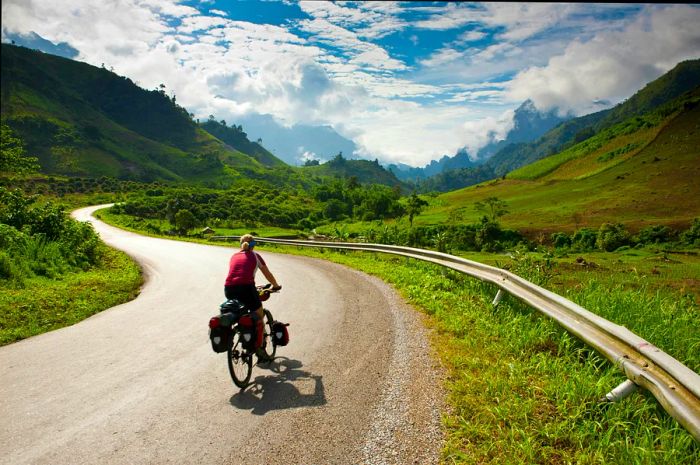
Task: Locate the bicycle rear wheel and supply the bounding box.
[228,330,252,388]
[262,309,277,360]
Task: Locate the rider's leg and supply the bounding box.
[254,306,271,362]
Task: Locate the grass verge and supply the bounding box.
[261,244,699,464]
[0,244,142,345]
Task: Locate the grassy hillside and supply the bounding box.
[420,59,700,193]
[301,153,406,189]
[0,44,275,184]
[199,119,286,168]
[422,89,700,236]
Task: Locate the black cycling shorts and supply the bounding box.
[224,284,261,311]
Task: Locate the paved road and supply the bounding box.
[0,205,443,464]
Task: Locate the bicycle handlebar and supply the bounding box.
[258,283,282,293]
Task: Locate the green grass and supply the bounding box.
[0,244,142,345]
[263,244,699,463]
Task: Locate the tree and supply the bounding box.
[174,209,197,235]
[406,192,428,227]
[475,197,508,223]
[0,124,39,174]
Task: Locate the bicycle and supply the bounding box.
[224,284,283,388]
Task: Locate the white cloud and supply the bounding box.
[459,109,516,156]
[460,30,487,42]
[299,18,407,71]
[419,48,463,67]
[507,5,700,115]
[3,1,699,168]
[177,15,230,34]
[298,149,323,164]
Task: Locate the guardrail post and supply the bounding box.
[492,289,505,306]
[601,379,639,403]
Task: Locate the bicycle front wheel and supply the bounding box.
[262,309,277,360]
[228,330,252,388]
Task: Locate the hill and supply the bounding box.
[420,88,700,235]
[301,152,407,189]
[0,44,281,184]
[389,99,568,183]
[419,59,700,193]
[488,59,700,177]
[199,119,286,168]
[235,113,358,166]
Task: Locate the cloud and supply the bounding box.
[460,30,487,42]
[299,18,407,71]
[298,149,323,164]
[507,5,700,115]
[3,1,699,168]
[459,109,516,157]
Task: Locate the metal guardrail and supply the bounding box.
[212,235,700,441]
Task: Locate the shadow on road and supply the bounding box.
[229,357,326,415]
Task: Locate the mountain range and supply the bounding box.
[235,113,359,166]
[388,99,568,182]
[413,58,700,192]
[0,43,402,189]
[2,42,698,205]
[428,85,700,234]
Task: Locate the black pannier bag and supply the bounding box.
[272,321,290,347]
[220,299,245,318]
[208,314,232,353]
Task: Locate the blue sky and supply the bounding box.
[3,1,700,166]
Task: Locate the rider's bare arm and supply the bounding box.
[259,264,281,289]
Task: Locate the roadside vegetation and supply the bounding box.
[264,244,698,463]
[0,125,142,345]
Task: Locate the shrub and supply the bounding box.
[551,232,571,249]
[449,224,478,251]
[571,228,597,251]
[596,223,630,252]
[681,218,700,246]
[475,218,502,251]
[0,223,28,252]
[636,225,672,245]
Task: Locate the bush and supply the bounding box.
[551,232,571,249]
[636,225,672,245]
[681,218,700,246]
[449,224,478,251]
[0,223,28,252]
[0,189,103,282]
[596,223,630,252]
[571,228,597,251]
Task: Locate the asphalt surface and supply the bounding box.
[0,205,443,464]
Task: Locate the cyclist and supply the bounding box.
[224,234,281,362]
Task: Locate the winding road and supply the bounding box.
[0,206,443,465]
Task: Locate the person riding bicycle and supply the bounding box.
[224,234,281,362]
